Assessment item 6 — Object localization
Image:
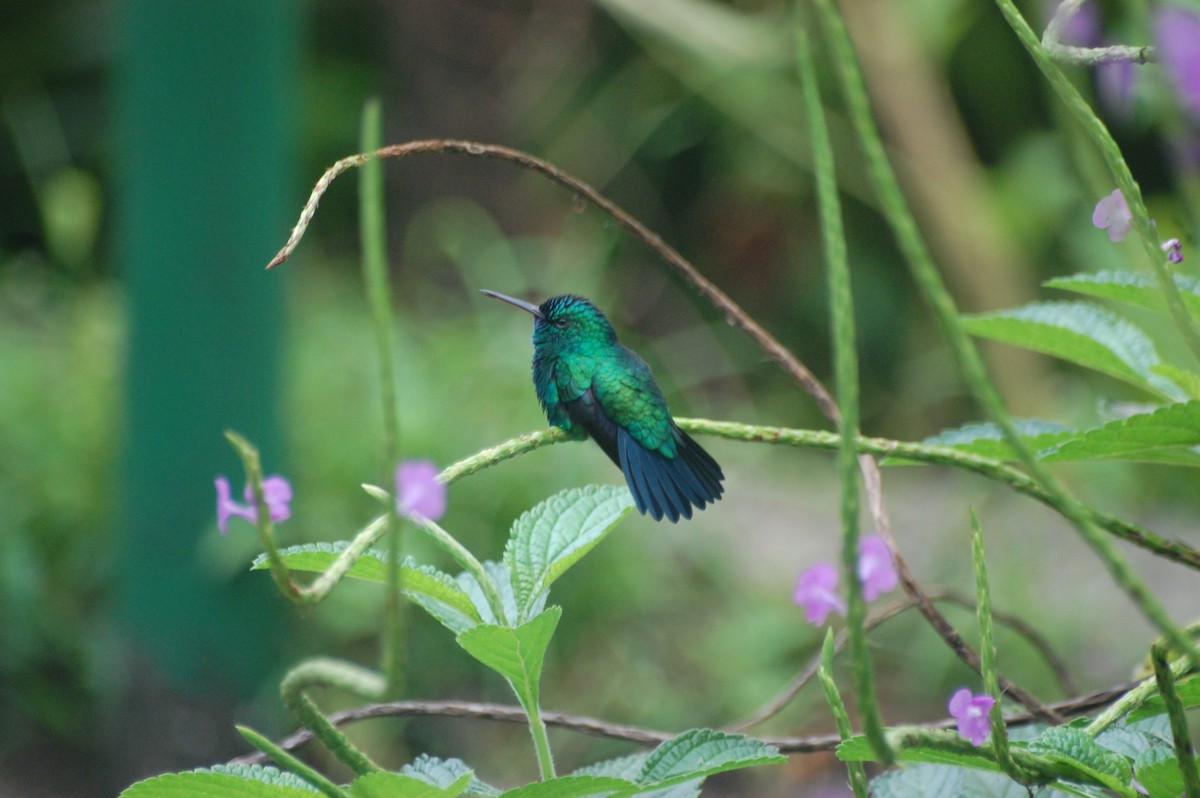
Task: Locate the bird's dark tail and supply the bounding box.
[617,425,724,522]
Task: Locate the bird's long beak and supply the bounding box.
[480,289,544,319]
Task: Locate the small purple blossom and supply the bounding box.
[215,475,293,534]
[857,535,898,601]
[1154,5,1200,120]
[1162,238,1184,264]
[948,688,995,746]
[1093,189,1133,242]
[396,460,446,521]
[793,562,846,625]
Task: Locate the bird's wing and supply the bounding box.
[592,347,677,457]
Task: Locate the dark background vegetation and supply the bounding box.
[1,1,1197,796]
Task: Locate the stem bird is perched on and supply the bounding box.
[481,290,724,522]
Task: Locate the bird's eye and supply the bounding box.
[555,318,569,329]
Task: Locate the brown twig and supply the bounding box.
[731,587,1075,732]
[229,680,1135,766]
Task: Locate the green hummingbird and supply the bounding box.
[481,290,724,522]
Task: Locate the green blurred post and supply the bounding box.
[115,0,299,690]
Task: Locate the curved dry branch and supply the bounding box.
[229,681,1135,766]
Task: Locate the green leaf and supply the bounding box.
[349,771,470,798]
[497,775,636,798]
[456,606,561,710]
[504,486,634,622]
[572,755,700,798]
[1039,401,1200,466]
[636,729,785,787]
[1027,727,1132,789]
[204,765,320,792]
[1133,747,1200,798]
[919,404,1200,467]
[868,763,965,798]
[400,755,499,797]
[916,419,1075,463]
[961,301,1186,400]
[255,544,483,632]
[1045,271,1200,317]
[119,771,319,798]
[456,561,525,626]
[837,732,1002,772]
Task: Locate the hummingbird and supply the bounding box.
[481,290,724,522]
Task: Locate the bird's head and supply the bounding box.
[481,290,617,352]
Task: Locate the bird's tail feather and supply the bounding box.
[617,426,724,523]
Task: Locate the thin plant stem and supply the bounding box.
[225,430,300,602]
[436,419,1200,573]
[409,512,508,625]
[280,658,387,776]
[525,698,556,781]
[1150,644,1200,798]
[234,677,1142,766]
[236,725,350,798]
[993,0,1200,362]
[817,630,869,798]
[1085,654,1190,734]
[796,15,890,764]
[814,0,1199,667]
[969,511,1024,782]
[358,97,406,698]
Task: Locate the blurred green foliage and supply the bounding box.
[4,0,1200,796]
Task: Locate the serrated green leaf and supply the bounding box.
[571,756,699,798]
[349,771,470,798]
[837,732,1002,772]
[119,771,320,798]
[503,486,634,622]
[456,606,561,709]
[203,765,319,792]
[456,561,526,626]
[868,763,965,798]
[1133,747,1200,798]
[401,755,498,797]
[254,544,483,631]
[1095,727,1164,760]
[1039,401,1200,466]
[497,775,636,798]
[1028,727,1132,789]
[636,729,784,787]
[1045,271,1200,317]
[962,301,1186,400]
[915,419,1075,462]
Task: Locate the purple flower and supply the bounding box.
[1155,6,1200,120]
[1162,238,1184,264]
[1093,189,1133,242]
[215,475,293,534]
[857,535,898,601]
[948,688,995,746]
[793,562,846,625]
[396,460,446,521]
